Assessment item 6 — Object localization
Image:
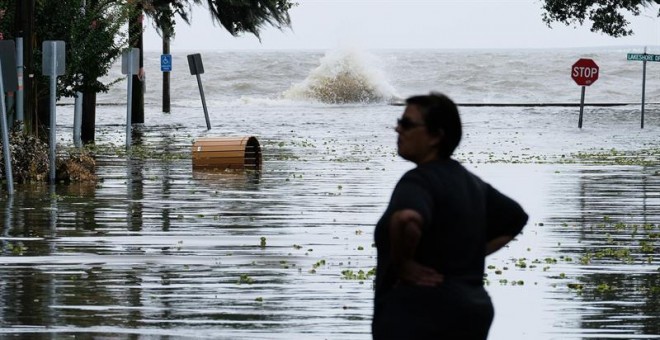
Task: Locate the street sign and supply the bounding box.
[571,58,599,86]
[161,54,172,72]
[42,40,66,77]
[627,50,656,129]
[0,40,17,92]
[187,54,204,75]
[627,53,660,62]
[121,48,140,75]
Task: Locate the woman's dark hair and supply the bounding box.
[405,92,462,158]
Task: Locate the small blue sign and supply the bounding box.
[161,54,172,72]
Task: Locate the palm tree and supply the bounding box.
[3,0,295,143]
[128,0,295,124]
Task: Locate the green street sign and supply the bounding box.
[627,53,660,62]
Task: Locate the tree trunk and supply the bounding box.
[36,91,49,139]
[129,2,144,124]
[162,38,170,113]
[81,91,96,144]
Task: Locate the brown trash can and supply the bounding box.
[192,136,262,171]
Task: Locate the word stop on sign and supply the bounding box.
[572,66,598,78]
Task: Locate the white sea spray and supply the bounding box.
[282,47,399,104]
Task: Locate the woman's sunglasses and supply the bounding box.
[397,117,426,130]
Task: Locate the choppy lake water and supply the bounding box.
[1,48,659,339]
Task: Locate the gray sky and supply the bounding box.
[143,0,660,51]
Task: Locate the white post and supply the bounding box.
[49,43,57,183]
[15,37,23,122]
[0,59,14,193]
[74,92,82,147]
[126,49,135,150]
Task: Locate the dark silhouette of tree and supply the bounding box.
[542,0,660,37]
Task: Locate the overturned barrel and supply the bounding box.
[192,136,262,171]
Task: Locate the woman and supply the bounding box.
[372,93,528,339]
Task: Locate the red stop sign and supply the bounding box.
[571,58,599,86]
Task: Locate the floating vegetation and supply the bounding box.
[313,260,326,268]
[567,147,660,166]
[341,268,376,281]
[3,242,28,255]
[237,274,254,285]
[567,283,584,290]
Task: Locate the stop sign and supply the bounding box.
[571,58,599,86]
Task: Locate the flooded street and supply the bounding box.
[0,101,659,339]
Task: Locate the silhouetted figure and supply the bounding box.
[373,93,528,340]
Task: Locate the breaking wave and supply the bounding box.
[283,48,398,104]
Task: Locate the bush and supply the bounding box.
[0,123,49,182]
[0,123,96,183]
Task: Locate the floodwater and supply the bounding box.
[0,101,659,340]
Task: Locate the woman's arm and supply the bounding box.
[389,209,444,286]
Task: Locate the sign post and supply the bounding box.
[571,58,599,129]
[0,41,17,194]
[187,53,211,130]
[42,40,66,184]
[122,48,140,150]
[626,49,660,129]
[161,48,171,113]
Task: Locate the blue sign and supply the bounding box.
[161,54,172,72]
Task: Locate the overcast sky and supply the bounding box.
[143,0,660,51]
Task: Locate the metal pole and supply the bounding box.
[0,60,14,193]
[126,49,134,150]
[641,59,647,129]
[578,86,585,129]
[49,48,57,184]
[74,92,82,147]
[15,37,23,122]
[196,74,211,130]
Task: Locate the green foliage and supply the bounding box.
[0,0,129,98]
[201,0,296,39]
[143,0,297,41]
[144,0,195,39]
[542,0,660,37]
[0,123,97,183]
[35,0,130,97]
[0,2,15,40]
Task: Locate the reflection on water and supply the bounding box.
[545,166,660,339]
[0,105,658,339]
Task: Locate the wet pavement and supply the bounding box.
[0,103,658,339]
